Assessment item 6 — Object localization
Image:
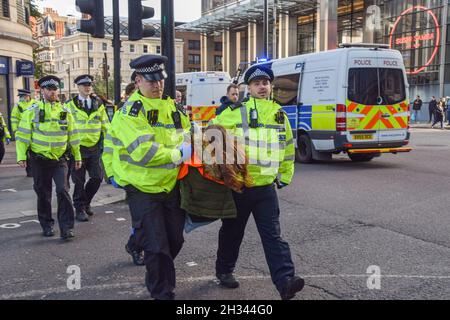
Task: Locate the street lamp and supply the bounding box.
[62,61,71,98]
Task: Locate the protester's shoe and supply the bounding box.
[42,228,55,237]
[216,273,240,289]
[85,206,94,216]
[125,244,145,266]
[75,210,89,222]
[61,229,74,241]
[279,276,305,300]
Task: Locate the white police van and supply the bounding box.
[241,43,412,163]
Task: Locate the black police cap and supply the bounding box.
[130,54,168,81]
[38,75,61,89]
[244,65,274,85]
[74,74,94,85]
[17,89,31,96]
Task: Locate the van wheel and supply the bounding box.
[348,154,375,162]
[296,135,313,163]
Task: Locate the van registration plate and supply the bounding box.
[352,134,373,140]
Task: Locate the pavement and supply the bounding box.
[1,128,450,300]
[0,141,126,221]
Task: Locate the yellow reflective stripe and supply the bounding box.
[17,127,32,134]
[103,147,114,154]
[32,138,67,147]
[126,134,155,154]
[16,137,30,144]
[118,153,178,169]
[249,159,281,167]
[284,155,295,161]
[70,139,80,145]
[78,128,102,134]
[106,134,123,146]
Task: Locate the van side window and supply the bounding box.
[272,74,300,106]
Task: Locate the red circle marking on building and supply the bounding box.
[389,6,440,75]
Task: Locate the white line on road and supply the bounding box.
[1,274,450,299]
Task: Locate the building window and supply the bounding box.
[188,40,201,50]
[1,0,10,18]
[143,45,148,53]
[89,57,94,68]
[88,42,93,51]
[214,42,222,52]
[16,0,25,24]
[102,42,107,51]
[214,55,222,67]
[130,44,135,53]
[297,11,316,55]
[73,43,79,52]
[156,46,161,54]
[188,54,201,65]
[187,67,201,72]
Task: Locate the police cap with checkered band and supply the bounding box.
[130,55,168,81]
[244,65,274,85]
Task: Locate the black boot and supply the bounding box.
[75,210,89,222]
[85,205,94,216]
[125,244,144,266]
[42,227,55,237]
[279,276,305,300]
[216,273,240,289]
[61,229,74,241]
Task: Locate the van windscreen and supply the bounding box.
[348,68,406,105]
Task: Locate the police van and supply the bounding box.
[176,71,231,125]
[242,43,412,163]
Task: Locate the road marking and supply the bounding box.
[1,274,450,299]
[105,211,114,214]
[1,189,17,193]
[116,218,126,221]
[186,262,198,267]
[19,220,40,224]
[0,223,21,229]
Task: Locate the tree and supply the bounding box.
[30,0,42,18]
[93,72,114,101]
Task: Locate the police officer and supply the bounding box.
[0,111,11,164]
[102,55,191,300]
[11,89,36,176]
[65,75,110,222]
[15,75,82,240]
[212,65,305,300]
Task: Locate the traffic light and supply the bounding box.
[76,0,105,38]
[128,0,156,41]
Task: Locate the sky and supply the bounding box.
[36,0,202,22]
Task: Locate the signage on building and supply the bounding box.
[0,57,9,75]
[16,60,35,77]
[389,6,440,75]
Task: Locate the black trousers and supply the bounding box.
[31,154,74,232]
[25,150,32,176]
[71,153,103,211]
[125,185,185,300]
[216,184,295,293]
[0,140,4,164]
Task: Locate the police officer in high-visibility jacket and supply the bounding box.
[11,89,37,176]
[102,55,191,300]
[212,65,305,300]
[16,75,82,240]
[0,111,11,164]
[65,75,110,222]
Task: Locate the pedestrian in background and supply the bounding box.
[441,97,448,124]
[412,95,422,123]
[432,99,445,129]
[429,96,437,123]
[216,84,240,116]
[0,111,11,164]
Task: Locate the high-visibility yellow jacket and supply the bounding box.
[102,91,191,194]
[15,100,81,162]
[65,95,110,148]
[212,97,295,186]
[0,112,11,143]
[11,99,37,134]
